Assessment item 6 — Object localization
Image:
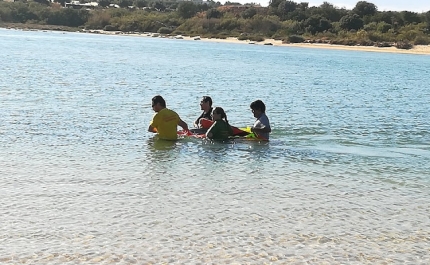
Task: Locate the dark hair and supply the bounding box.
[202,96,212,106]
[250,100,266,113]
[152,95,166,107]
[213,106,229,124]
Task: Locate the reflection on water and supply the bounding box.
[147,137,178,151]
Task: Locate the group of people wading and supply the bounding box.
[148,95,271,141]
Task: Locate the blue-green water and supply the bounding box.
[1,28,429,264]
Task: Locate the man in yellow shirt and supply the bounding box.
[148,95,188,140]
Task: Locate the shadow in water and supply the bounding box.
[145,137,180,165]
[197,140,236,162]
[147,137,178,151]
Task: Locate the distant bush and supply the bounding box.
[395,41,413,49]
[270,32,284,40]
[340,39,357,46]
[357,39,374,46]
[285,35,304,43]
[330,39,357,46]
[238,34,248,40]
[377,22,391,33]
[104,24,119,31]
[172,30,184,35]
[414,36,430,45]
[249,35,265,42]
[158,27,173,34]
[218,31,231,37]
[363,22,377,31]
[203,34,227,39]
[375,42,392,47]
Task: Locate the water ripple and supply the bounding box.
[1,28,429,264]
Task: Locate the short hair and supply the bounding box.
[152,95,166,107]
[250,100,266,112]
[202,96,212,106]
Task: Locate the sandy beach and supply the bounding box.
[188,36,430,55]
[106,30,430,55]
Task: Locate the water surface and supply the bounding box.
[1,28,429,264]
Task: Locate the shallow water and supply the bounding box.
[1,28,429,264]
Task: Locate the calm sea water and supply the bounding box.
[1,28,429,264]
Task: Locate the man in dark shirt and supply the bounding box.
[193,96,213,128]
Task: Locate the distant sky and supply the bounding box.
[228,1,430,13]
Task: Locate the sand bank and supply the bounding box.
[186,36,430,55]
[121,31,430,55]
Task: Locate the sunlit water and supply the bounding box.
[1,28,429,264]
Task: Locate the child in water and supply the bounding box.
[205,107,233,141]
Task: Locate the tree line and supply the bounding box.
[1,0,430,48]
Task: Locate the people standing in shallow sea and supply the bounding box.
[205,107,233,141]
[194,96,213,128]
[250,100,271,140]
[148,95,188,140]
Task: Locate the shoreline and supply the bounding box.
[182,36,430,55]
[81,30,430,55]
[3,26,430,55]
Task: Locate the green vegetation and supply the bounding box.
[1,0,429,49]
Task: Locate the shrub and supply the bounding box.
[158,27,173,34]
[375,42,392,47]
[357,39,374,46]
[367,32,384,42]
[395,41,413,49]
[414,36,430,45]
[270,32,284,40]
[363,22,377,31]
[173,30,184,35]
[286,35,304,43]
[377,22,391,33]
[104,24,119,31]
[342,39,357,46]
[249,35,265,42]
[238,35,249,40]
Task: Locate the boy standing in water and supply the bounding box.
[250,100,271,140]
[148,95,188,140]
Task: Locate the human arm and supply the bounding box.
[251,126,271,134]
[194,112,205,128]
[251,115,271,135]
[205,121,221,139]
[206,121,231,140]
[148,125,157,133]
[193,118,200,128]
[205,123,215,139]
[148,114,157,133]
[178,118,188,131]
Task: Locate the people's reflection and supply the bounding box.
[145,137,179,167]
